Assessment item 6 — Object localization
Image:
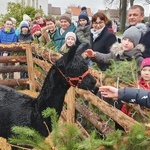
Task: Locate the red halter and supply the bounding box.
[58,69,89,87]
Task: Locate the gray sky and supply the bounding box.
[48,0,107,14]
[48,0,150,16]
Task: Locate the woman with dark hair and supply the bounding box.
[90,11,117,71]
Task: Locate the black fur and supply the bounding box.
[0,45,97,139]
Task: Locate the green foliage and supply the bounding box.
[126,124,150,150]
[104,58,139,87]
[76,130,123,150]
[45,41,58,52]
[9,126,51,150]
[53,123,82,150]
[8,108,150,150]
[0,2,43,26]
[42,108,59,130]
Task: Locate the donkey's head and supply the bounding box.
[56,44,98,93]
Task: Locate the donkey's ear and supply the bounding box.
[76,43,90,55]
[66,45,78,63]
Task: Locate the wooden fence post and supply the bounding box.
[65,87,76,123]
[26,44,35,92]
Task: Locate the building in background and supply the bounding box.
[48,4,61,17]
[102,8,120,22]
[0,0,48,15]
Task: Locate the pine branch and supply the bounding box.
[104,59,139,87]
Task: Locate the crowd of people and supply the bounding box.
[0,4,150,129]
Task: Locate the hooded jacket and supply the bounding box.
[91,42,145,68]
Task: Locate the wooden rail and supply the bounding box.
[0,43,35,91]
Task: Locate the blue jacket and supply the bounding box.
[0,28,18,56]
[53,23,76,52]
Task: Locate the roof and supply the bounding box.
[68,6,92,17]
[48,4,61,15]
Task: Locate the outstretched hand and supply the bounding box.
[84,49,96,58]
[99,86,118,99]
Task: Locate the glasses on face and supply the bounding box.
[93,21,104,26]
[6,23,13,26]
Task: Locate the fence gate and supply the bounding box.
[0,43,35,91]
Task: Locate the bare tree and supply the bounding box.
[129,0,134,6]
[119,0,127,32]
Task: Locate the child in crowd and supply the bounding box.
[139,58,150,90]
[76,6,91,45]
[31,24,43,43]
[34,13,46,28]
[84,23,147,68]
[18,21,33,79]
[60,32,76,54]
[18,21,33,42]
[0,18,18,79]
[42,16,57,43]
[15,14,31,36]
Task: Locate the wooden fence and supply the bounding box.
[0,43,148,138]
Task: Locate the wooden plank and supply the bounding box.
[75,102,114,135]
[76,89,140,132]
[61,109,90,139]
[0,43,26,53]
[65,87,76,123]
[0,79,29,87]
[0,65,27,73]
[33,57,51,72]
[0,56,26,63]
[31,44,62,63]
[26,44,35,92]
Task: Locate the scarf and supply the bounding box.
[139,78,150,90]
[91,27,104,41]
[60,28,65,35]
[4,28,11,33]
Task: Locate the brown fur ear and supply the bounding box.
[135,44,145,52]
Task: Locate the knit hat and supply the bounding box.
[65,32,76,42]
[60,9,72,24]
[20,21,29,29]
[23,14,31,21]
[122,23,147,46]
[10,17,16,25]
[31,24,41,34]
[78,6,89,22]
[141,58,150,69]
